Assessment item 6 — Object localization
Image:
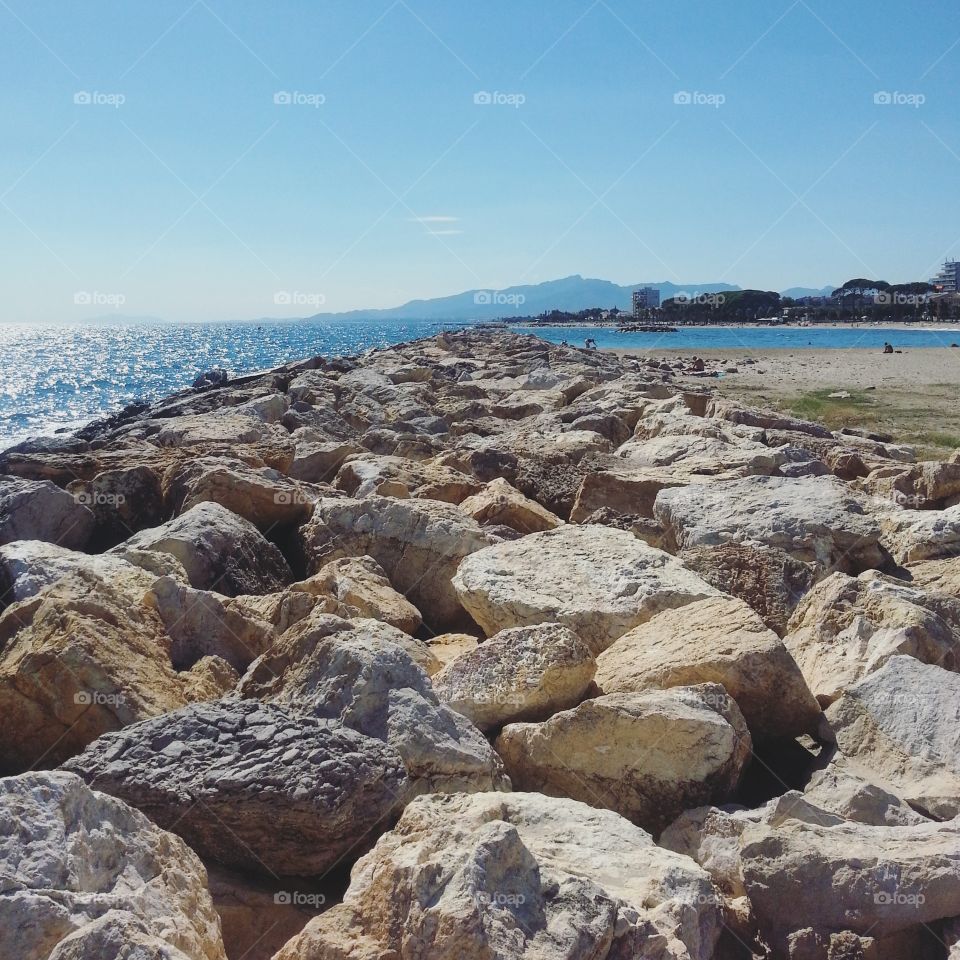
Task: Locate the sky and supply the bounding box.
[1,0,959,323]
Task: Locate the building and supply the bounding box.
[931,260,960,293]
[631,287,660,315]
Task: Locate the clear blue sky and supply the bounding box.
[1,0,958,322]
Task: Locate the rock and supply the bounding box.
[66,463,166,549]
[0,568,201,771]
[297,554,423,635]
[905,557,960,600]
[614,433,781,478]
[425,632,479,670]
[333,454,482,503]
[116,502,293,597]
[206,868,318,960]
[164,457,315,530]
[154,411,289,450]
[144,576,275,671]
[569,466,693,521]
[458,476,563,533]
[63,698,408,877]
[273,791,723,960]
[495,686,751,833]
[300,496,497,631]
[783,570,960,706]
[824,656,960,819]
[0,771,226,960]
[433,623,595,732]
[0,540,182,610]
[655,475,887,573]
[707,397,832,438]
[863,460,960,509]
[594,596,821,741]
[0,476,94,550]
[192,368,228,389]
[679,542,816,636]
[802,757,930,826]
[452,523,718,655]
[882,504,960,564]
[740,815,960,955]
[238,613,505,796]
[288,436,363,484]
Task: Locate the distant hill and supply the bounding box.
[780,285,837,299]
[305,275,743,322]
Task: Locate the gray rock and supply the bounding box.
[0,771,226,960]
[63,698,408,876]
[115,502,293,597]
[0,476,94,550]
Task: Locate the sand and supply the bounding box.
[603,346,960,458]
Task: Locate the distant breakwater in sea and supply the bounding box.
[1,318,959,449]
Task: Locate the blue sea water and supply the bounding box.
[1,318,958,450]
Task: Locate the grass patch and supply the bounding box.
[784,390,877,429]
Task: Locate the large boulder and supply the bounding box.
[452,524,718,654]
[654,475,887,572]
[63,698,408,877]
[300,496,497,631]
[882,504,960,564]
[594,596,821,741]
[783,570,960,706]
[0,771,226,960]
[495,686,751,833]
[164,457,315,530]
[458,476,563,533]
[904,557,960,600]
[0,476,94,549]
[662,796,960,957]
[297,554,423,635]
[569,466,692,522]
[333,454,481,503]
[824,656,960,819]
[273,791,723,960]
[237,613,506,796]
[863,459,960,509]
[0,539,184,609]
[740,815,960,956]
[432,623,595,731]
[0,568,201,771]
[678,542,816,636]
[116,502,293,596]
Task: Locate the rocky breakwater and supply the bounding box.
[1,328,959,959]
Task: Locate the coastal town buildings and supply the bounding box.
[931,259,960,293]
[631,287,661,315]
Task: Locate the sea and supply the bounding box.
[1,318,959,451]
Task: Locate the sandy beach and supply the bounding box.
[604,346,960,458]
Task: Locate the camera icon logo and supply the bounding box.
[73,91,92,105]
[474,291,492,305]
[674,91,692,105]
[473,91,492,105]
[274,91,292,105]
[74,691,93,705]
[874,91,892,105]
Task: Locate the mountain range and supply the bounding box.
[304,276,836,323]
